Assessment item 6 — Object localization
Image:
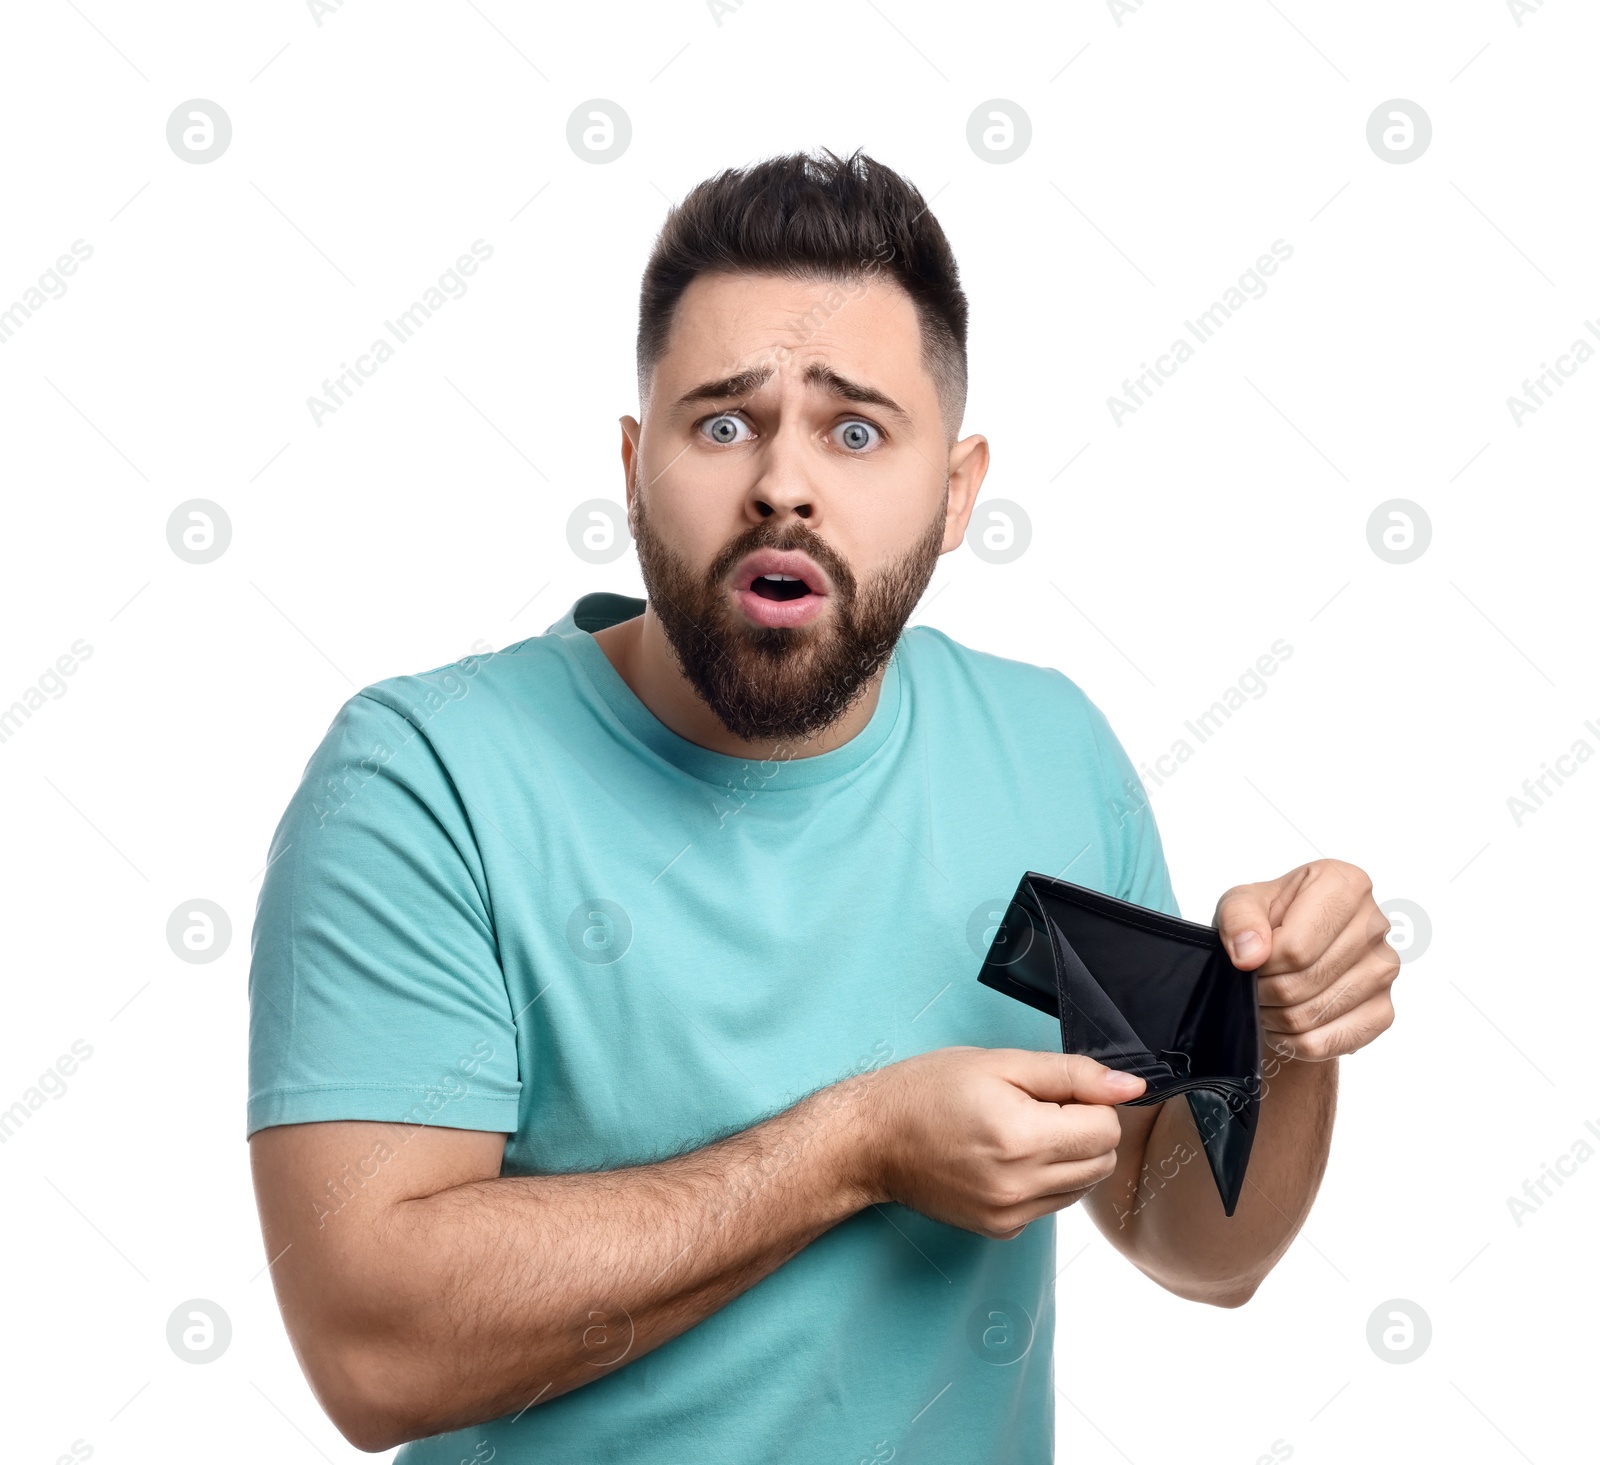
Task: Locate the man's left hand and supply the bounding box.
[1213,859,1400,1062]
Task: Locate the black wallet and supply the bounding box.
[975,873,1262,1216]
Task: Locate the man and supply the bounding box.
[248,149,1399,1461]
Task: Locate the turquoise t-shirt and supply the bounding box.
[247,592,1179,1464]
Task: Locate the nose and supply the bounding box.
[744,419,816,524]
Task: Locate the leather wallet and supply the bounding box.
[975,873,1262,1216]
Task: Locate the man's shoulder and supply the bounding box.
[899,623,1099,719]
[335,627,579,749]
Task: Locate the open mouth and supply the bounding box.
[749,573,814,602]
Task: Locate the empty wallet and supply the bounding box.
[975,872,1262,1216]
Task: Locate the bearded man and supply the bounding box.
[247,148,1399,1462]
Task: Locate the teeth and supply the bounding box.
[760,574,799,581]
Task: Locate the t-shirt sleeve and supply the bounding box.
[246,688,522,1138]
[1079,691,1182,920]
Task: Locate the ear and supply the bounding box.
[941,433,990,553]
[619,415,642,512]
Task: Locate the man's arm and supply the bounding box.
[251,1048,1140,1452]
[1082,859,1399,1305]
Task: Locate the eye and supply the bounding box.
[701,413,753,446]
[834,419,882,452]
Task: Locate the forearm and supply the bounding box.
[1087,1047,1338,1305]
[283,1076,878,1448]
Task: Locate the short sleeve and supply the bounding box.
[246,689,522,1138]
[1079,692,1181,919]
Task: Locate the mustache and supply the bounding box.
[706,519,857,600]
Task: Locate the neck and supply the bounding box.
[590,607,885,762]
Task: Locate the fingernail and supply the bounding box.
[1107,1070,1143,1089]
[1232,931,1262,960]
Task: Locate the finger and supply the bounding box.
[1024,1103,1124,1165]
[1248,861,1375,980]
[1267,990,1396,1062]
[1255,898,1394,1009]
[1000,1050,1146,1106]
[1260,945,1400,1037]
[986,1168,1117,1234]
[1213,874,1294,970]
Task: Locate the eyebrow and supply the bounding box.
[673,361,913,427]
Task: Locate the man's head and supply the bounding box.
[621,148,989,744]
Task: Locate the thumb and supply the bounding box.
[1006,1050,1146,1106]
[1214,883,1276,970]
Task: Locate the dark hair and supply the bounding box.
[636,147,968,436]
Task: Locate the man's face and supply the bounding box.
[621,268,985,743]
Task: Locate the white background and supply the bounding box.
[2,1,1595,1460]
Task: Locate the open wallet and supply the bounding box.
[975,872,1263,1216]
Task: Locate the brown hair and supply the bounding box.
[636,147,968,435]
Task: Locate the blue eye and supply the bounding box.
[703,414,751,445]
[836,420,880,451]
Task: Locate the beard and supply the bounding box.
[630,488,948,744]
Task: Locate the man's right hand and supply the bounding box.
[854,1047,1147,1240]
